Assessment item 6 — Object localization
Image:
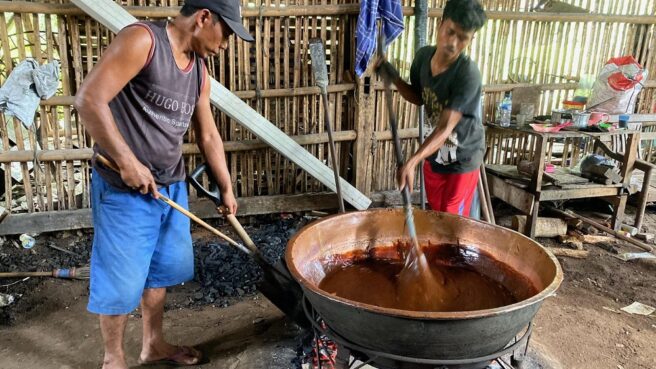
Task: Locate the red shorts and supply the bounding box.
[422,161,479,216]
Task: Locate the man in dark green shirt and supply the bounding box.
[379,0,487,216]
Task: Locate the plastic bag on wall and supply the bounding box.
[587,56,647,114]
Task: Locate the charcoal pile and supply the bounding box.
[0,214,313,323]
[0,231,93,325]
[0,231,92,273]
[190,214,310,307]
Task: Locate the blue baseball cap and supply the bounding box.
[185,0,254,42]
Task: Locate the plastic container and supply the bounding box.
[562,100,585,111]
[618,114,630,129]
[572,112,591,129]
[19,234,35,249]
[620,224,638,236]
[499,92,512,127]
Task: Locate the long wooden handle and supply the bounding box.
[320,92,346,213]
[95,154,251,256]
[0,271,52,278]
[159,197,245,250]
[224,212,258,253]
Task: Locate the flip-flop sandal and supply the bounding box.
[138,346,204,366]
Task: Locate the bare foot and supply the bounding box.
[102,354,127,369]
[139,342,202,366]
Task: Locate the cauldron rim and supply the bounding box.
[286,209,563,320]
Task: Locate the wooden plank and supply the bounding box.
[546,248,589,259]
[0,208,93,235]
[0,190,422,236]
[70,0,371,210]
[3,2,656,24]
[540,186,621,201]
[40,88,357,106]
[487,164,590,185]
[0,192,336,235]
[487,173,535,214]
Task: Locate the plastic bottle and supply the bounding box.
[19,234,35,249]
[499,91,512,127]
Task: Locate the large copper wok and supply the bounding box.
[286,209,563,360]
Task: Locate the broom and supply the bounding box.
[0,267,90,280]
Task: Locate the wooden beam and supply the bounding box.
[369,190,424,207]
[190,194,340,219]
[0,191,415,235]
[0,208,93,235]
[0,148,94,163]
[69,0,370,210]
[539,186,621,201]
[375,81,656,92]
[41,83,356,106]
[39,86,656,107]
[374,128,420,140]
[4,2,656,24]
[0,131,358,163]
[0,2,361,17]
[212,130,358,153]
[0,193,340,235]
[480,10,656,24]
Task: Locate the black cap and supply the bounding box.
[185,0,254,42]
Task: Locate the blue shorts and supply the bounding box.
[87,169,194,315]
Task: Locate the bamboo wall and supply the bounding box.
[0,0,360,215]
[0,0,655,222]
[379,0,656,190]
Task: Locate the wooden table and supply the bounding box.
[485,124,641,238]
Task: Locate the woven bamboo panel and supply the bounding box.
[373,0,656,192]
[0,0,358,213]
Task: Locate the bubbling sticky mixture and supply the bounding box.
[319,242,539,312]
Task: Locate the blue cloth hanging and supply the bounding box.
[355,0,404,77]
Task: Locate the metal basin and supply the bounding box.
[286,209,563,359]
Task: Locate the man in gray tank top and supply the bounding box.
[75,1,253,368]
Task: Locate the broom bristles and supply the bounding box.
[74,266,90,279]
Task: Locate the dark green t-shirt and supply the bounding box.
[410,46,484,174]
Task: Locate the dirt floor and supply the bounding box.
[1,210,655,369]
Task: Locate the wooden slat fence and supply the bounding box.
[379,0,656,186]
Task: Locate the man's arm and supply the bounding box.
[192,67,238,215]
[74,26,158,196]
[397,109,462,191]
[377,59,423,105]
[391,77,423,106]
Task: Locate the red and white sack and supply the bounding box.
[587,56,647,114]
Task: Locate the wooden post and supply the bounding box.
[612,132,640,230]
[354,72,375,196]
[526,134,547,237]
[634,163,653,231]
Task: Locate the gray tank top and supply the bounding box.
[92,20,205,190]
